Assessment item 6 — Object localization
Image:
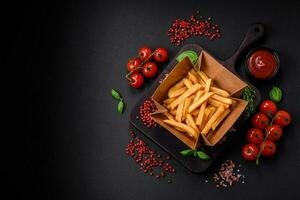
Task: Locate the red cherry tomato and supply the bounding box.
[259,140,276,157]
[251,113,270,130]
[266,124,283,141]
[138,46,153,62]
[246,128,264,144]
[128,73,144,88]
[259,100,277,117]
[142,62,158,78]
[274,110,292,127]
[153,48,168,63]
[127,58,142,72]
[242,144,259,160]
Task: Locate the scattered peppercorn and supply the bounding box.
[125,131,176,182]
[138,99,158,128]
[167,11,221,46]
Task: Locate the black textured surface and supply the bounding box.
[17,0,300,199]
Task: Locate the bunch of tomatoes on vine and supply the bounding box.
[242,99,292,164]
[126,46,168,88]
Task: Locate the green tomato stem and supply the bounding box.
[125,51,156,80]
[256,116,275,165]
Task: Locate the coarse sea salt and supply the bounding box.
[210,160,245,188]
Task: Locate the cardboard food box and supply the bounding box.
[150,51,248,150]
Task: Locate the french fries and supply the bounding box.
[182,97,192,120]
[212,94,233,105]
[196,79,211,127]
[202,106,225,136]
[183,78,193,89]
[168,87,187,98]
[188,92,214,113]
[169,84,201,110]
[212,109,231,131]
[175,100,185,122]
[210,86,230,97]
[188,71,199,84]
[163,119,197,138]
[161,68,234,140]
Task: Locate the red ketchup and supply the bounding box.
[246,49,278,80]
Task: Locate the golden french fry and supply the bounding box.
[170,84,201,110]
[174,126,185,132]
[189,68,198,77]
[196,79,212,125]
[193,90,204,103]
[201,106,225,135]
[188,92,214,113]
[169,109,177,115]
[208,98,230,109]
[199,107,212,130]
[175,100,185,122]
[183,78,193,89]
[182,97,192,120]
[168,87,187,98]
[232,99,237,105]
[169,79,185,91]
[191,109,200,117]
[186,114,199,133]
[163,119,197,138]
[212,94,233,105]
[212,109,231,131]
[188,71,199,84]
[198,71,209,82]
[208,106,216,118]
[196,71,206,85]
[162,112,175,120]
[163,97,176,104]
[189,94,196,102]
[210,86,230,97]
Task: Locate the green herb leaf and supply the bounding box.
[117,100,124,113]
[242,86,256,118]
[197,151,210,160]
[180,149,194,157]
[111,89,121,100]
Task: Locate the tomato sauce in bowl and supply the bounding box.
[246,48,279,80]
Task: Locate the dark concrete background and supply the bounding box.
[16,0,300,199]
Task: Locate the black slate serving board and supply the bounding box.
[129,23,264,173]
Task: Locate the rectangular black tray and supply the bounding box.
[129,24,264,173]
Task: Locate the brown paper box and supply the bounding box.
[150,51,248,150]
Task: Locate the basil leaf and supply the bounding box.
[180,149,194,156]
[117,100,124,113]
[197,151,210,160]
[111,89,121,100]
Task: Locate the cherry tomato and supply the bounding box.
[142,62,158,78]
[266,124,283,141]
[153,48,168,63]
[246,128,264,144]
[128,73,144,88]
[242,143,259,160]
[251,113,270,130]
[259,140,276,157]
[127,57,142,72]
[274,110,292,127]
[259,100,277,117]
[138,46,153,62]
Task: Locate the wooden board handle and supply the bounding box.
[224,23,265,72]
